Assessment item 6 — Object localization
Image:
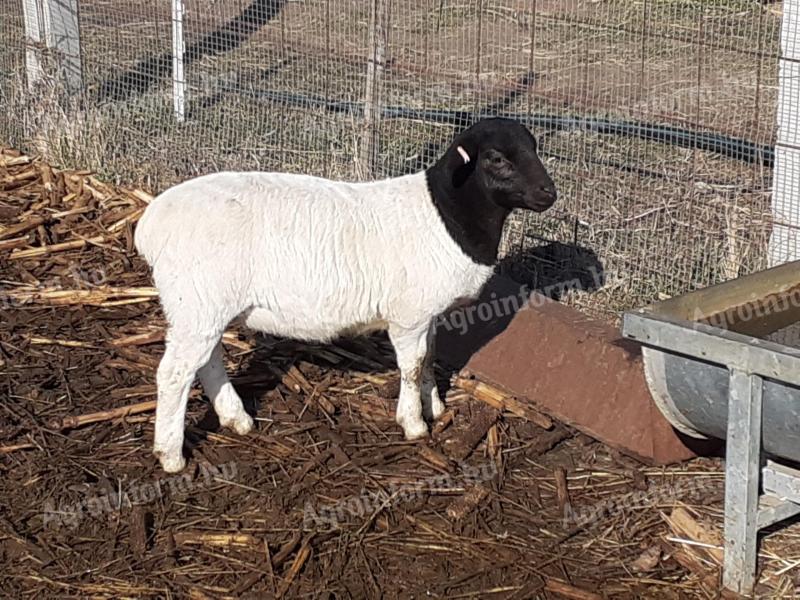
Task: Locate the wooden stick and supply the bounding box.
[528,426,572,457]
[671,548,719,591]
[9,235,106,259]
[28,336,99,349]
[84,183,108,202]
[487,423,503,474]
[284,364,313,394]
[0,236,31,251]
[284,365,336,415]
[431,409,454,435]
[221,332,254,351]
[47,399,160,431]
[664,506,724,565]
[0,216,47,241]
[49,205,94,219]
[554,467,572,520]
[351,371,390,386]
[264,540,277,596]
[108,207,145,233]
[129,189,154,204]
[6,286,158,306]
[543,578,603,600]
[98,297,158,308]
[0,442,36,454]
[315,394,336,417]
[446,485,490,520]
[173,532,263,549]
[129,506,148,560]
[442,402,500,462]
[4,168,38,184]
[453,374,553,430]
[114,346,161,370]
[417,446,454,472]
[276,533,313,598]
[0,154,32,167]
[111,330,165,347]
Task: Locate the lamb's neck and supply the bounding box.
[423,165,509,266]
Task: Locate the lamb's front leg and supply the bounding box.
[421,323,445,421]
[388,323,430,440]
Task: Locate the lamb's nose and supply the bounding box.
[539,184,557,201]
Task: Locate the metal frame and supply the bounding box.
[623,311,800,595]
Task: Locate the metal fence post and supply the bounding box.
[22,0,83,94]
[172,0,187,123]
[769,0,800,265]
[722,369,763,595]
[22,0,45,91]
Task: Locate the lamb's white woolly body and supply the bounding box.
[136,171,492,337]
[136,170,493,472]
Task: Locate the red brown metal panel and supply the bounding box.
[437,276,716,465]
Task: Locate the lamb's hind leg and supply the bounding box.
[388,323,430,440]
[153,331,219,472]
[198,343,253,435]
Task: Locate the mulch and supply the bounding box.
[1,148,797,599]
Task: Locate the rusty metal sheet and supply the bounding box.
[437,276,718,465]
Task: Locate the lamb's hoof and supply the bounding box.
[155,450,186,473]
[222,413,254,436]
[400,419,429,441]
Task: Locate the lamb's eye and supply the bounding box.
[488,154,511,169]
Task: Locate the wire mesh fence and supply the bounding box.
[0,0,788,315]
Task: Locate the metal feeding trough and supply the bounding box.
[622,260,800,595]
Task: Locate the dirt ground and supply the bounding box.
[1,149,799,598]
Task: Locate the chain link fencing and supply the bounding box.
[0,0,788,316]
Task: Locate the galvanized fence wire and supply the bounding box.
[0,1,789,314]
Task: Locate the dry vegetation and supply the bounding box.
[0,5,792,591]
[2,148,800,598]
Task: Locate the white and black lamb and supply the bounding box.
[135,117,557,472]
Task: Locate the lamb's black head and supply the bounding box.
[445,118,557,212]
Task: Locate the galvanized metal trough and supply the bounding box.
[622,260,800,595]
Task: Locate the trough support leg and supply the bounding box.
[722,369,763,596]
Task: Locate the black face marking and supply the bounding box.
[425,118,557,266]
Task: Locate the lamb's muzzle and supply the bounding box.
[134,117,557,472]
